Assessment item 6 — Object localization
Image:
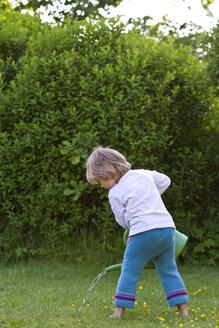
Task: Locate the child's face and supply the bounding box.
[99,178,116,190]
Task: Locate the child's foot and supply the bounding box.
[110,306,125,319]
[177,303,189,317]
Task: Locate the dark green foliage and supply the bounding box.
[0,2,45,88]
[208,23,219,92]
[0,8,218,263]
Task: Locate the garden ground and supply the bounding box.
[0,262,218,327]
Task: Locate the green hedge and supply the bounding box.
[208,22,219,91]
[0,9,218,263]
[0,2,45,89]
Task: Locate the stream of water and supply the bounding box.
[80,270,107,310]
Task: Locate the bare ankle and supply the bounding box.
[177,303,188,317]
[110,306,125,319]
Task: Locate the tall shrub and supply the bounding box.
[0,1,45,88]
[0,15,217,263]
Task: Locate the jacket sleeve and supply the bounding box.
[152,170,171,195]
[108,195,129,230]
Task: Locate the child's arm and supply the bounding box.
[152,170,171,195]
[108,195,129,230]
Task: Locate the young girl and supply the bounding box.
[86,147,189,318]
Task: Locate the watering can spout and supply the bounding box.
[105,229,188,272]
[105,263,122,272]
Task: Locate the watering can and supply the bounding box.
[105,229,188,272]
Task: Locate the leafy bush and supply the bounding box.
[0,2,46,88]
[208,22,219,90]
[0,12,218,263]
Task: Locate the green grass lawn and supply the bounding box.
[0,262,218,328]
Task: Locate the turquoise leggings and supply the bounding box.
[115,228,189,309]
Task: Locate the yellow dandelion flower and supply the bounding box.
[112,301,114,304]
[201,314,206,318]
[151,292,154,295]
[104,305,108,309]
[72,304,75,307]
[165,312,168,315]
[190,320,194,323]
[159,317,165,321]
[112,296,115,299]
[139,285,143,290]
[86,304,90,307]
[179,324,183,327]
[147,309,151,312]
[176,311,179,315]
[211,311,215,314]
[204,287,207,289]
[197,307,200,310]
[143,303,147,308]
[203,305,206,308]
[137,324,141,327]
[195,317,198,321]
[135,302,138,305]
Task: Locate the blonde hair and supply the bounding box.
[86,147,131,184]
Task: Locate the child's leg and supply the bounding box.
[177,303,188,317]
[114,232,152,310]
[110,306,125,318]
[152,229,189,312]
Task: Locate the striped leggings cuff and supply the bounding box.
[115,291,136,302]
[166,288,187,301]
[115,291,136,309]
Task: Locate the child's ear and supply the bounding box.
[115,174,120,182]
